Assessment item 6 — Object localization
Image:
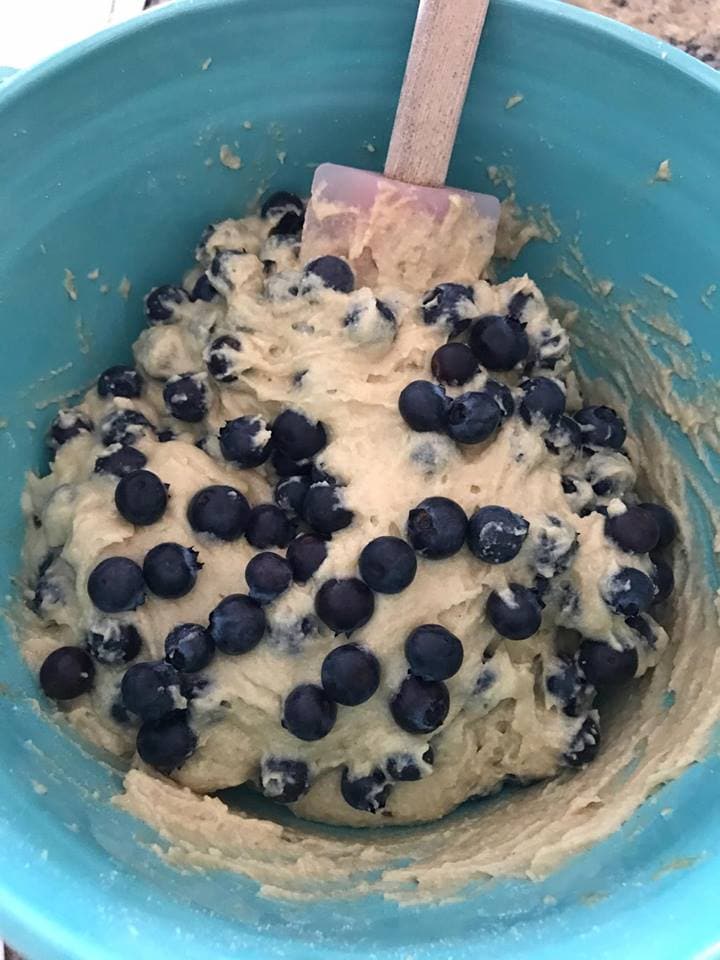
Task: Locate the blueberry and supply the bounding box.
[287,534,327,582]
[143,543,201,599]
[136,710,197,772]
[592,479,614,497]
[196,223,216,257]
[274,476,311,518]
[528,323,569,373]
[145,284,189,324]
[602,567,656,617]
[94,445,148,477]
[469,314,530,371]
[377,298,396,323]
[101,409,154,446]
[315,578,375,634]
[114,469,168,526]
[246,504,294,549]
[88,557,145,613]
[625,614,656,646]
[519,377,565,426]
[484,379,515,419]
[578,639,638,686]
[407,497,467,559]
[605,506,659,553]
[545,656,593,716]
[110,699,132,725]
[573,406,626,450]
[421,283,475,333]
[245,552,293,604]
[191,273,218,303]
[86,622,142,665]
[532,515,578,578]
[209,248,248,287]
[208,594,266,654]
[390,676,449,733]
[650,553,675,602]
[321,643,380,705]
[48,410,94,450]
[638,502,677,548]
[121,660,181,721]
[97,365,143,399]
[157,429,176,443]
[269,211,305,238]
[179,672,211,702]
[533,574,552,603]
[386,748,434,781]
[303,482,353,535]
[271,447,312,477]
[37,550,59,579]
[272,409,327,460]
[343,298,396,341]
[340,768,391,813]
[447,391,501,443]
[205,335,242,382]
[261,190,305,219]
[163,373,208,423]
[359,536,417,594]
[260,757,310,803]
[507,291,531,320]
[545,415,582,455]
[486,584,542,640]
[398,381,450,433]
[310,464,334,484]
[165,623,215,672]
[467,505,529,563]
[219,415,273,467]
[561,477,577,494]
[304,256,354,293]
[431,343,478,386]
[282,683,337,741]
[405,624,463,681]
[39,647,95,701]
[187,484,250,541]
[563,714,600,767]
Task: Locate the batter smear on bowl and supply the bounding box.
[19,191,677,826]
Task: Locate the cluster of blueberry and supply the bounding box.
[396,290,677,632]
[34,189,679,816]
[400,283,565,444]
[269,627,448,812]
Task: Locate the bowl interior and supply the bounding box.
[1,1,720,959]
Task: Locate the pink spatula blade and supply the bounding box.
[301,163,500,291]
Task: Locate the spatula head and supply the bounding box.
[301,163,500,291]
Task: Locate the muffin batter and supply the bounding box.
[19,191,676,826]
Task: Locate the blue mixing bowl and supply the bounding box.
[1,1,719,957]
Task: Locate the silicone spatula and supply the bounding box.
[301,0,500,292]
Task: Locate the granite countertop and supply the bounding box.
[148,0,720,67]
[571,0,720,66]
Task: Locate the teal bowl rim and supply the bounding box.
[0,1,719,959]
[1,0,719,109]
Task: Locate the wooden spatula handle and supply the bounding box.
[384,0,490,188]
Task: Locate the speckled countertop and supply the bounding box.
[571,0,720,66]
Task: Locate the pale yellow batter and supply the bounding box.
[18,195,706,899]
